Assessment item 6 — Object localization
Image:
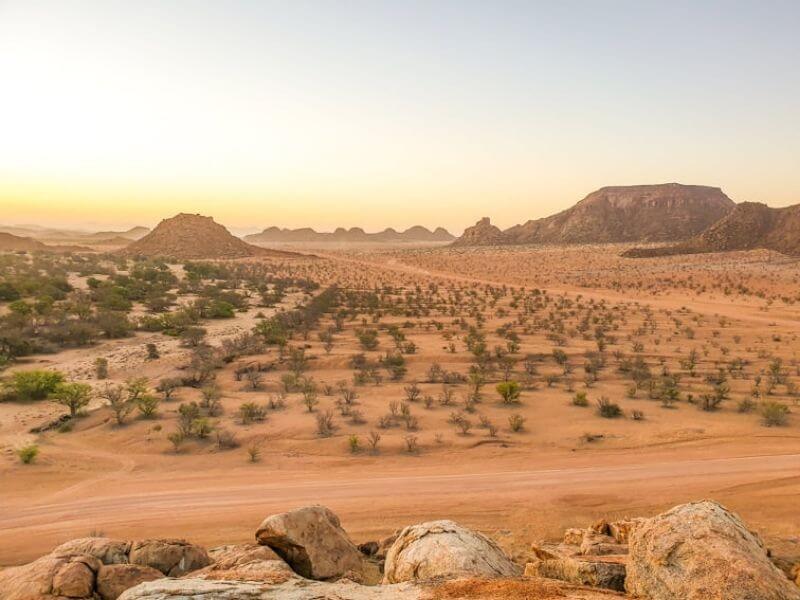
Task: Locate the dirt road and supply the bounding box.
[3,448,798,565]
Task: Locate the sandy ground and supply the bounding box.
[2,246,800,566]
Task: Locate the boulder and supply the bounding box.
[626,500,800,600]
[0,554,100,600]
[383,520,521,584]
[193,544,294,583]
[51,558,98,598]
[53,537,131,565]
[128,539,211,576]
[525,557,626,591]
[117,577,424,599]
[255,505,367,581]
[96,564,163,600]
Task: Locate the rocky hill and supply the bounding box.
[450,217,507,246]
[624,202,800,258]
[245,225,454,244]
[1,501,798,600]
[453,184,735,246]
[118,214,289,259]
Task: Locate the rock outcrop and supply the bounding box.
[451,217,507,246]
[453,184,735,246]
[96,564,163,600]
[255,505,368,581]
[383,520,521,584]
[625,500,800,600]
[128,539,211,576]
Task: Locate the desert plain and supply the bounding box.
[2,240,799,569]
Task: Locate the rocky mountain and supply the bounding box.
[245,225,454,244]
[118,213,290,259]
[624,202,800,258]
[453,184,736,246]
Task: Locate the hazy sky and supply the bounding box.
[1,0,798,232]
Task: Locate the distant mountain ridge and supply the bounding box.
[453,183,736,246]
[0,225,150,243]
[0,232,91,253]
[624,202,800,258]
[245,225,454,244]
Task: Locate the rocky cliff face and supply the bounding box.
[118,214,283,259]
[624,202,800,258]
[453,184,736,246]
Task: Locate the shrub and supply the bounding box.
[136,395,160,418]
[496,380,521,404]
[348,434,360,453]
[760,401,789,427]
[596,397,622,418]
[572,391,589,407]
[16,443,39,464]
[508,413,526,432]
[94,358,109,380]
[10,370,64,401]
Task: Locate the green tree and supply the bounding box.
[51,382,93,417]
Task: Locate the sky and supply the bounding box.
[1,0,799,233]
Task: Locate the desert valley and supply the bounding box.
[2,184,800,599]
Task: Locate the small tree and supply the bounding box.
[101,383,134,425]
[51,382,93,417]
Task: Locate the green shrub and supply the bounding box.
[596,397,622,418]
[16,443,39,464]
[11,370,65,401]
[760,401,789,427]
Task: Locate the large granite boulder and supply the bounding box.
[383,520,521,583]
[626,500,800,600]
[96,564,163,600]
[255,505,367,581]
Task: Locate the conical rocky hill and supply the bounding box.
[118,213,282,259]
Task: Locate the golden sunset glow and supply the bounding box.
[1,1,799,231]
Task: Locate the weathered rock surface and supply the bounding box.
[383,520,521,584]
[193,544,294,583]
[117,577,424,599]
[0,554,101,600]
[626,500,800,600]
[118,576,624,600]
[526,557,626,592]
[255,505,368,581]
[52,537,131,565]
[96,564,163,600]
[128,539,211,576]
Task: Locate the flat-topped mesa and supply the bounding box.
[117,213,292,260]
[453,183,736,246]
